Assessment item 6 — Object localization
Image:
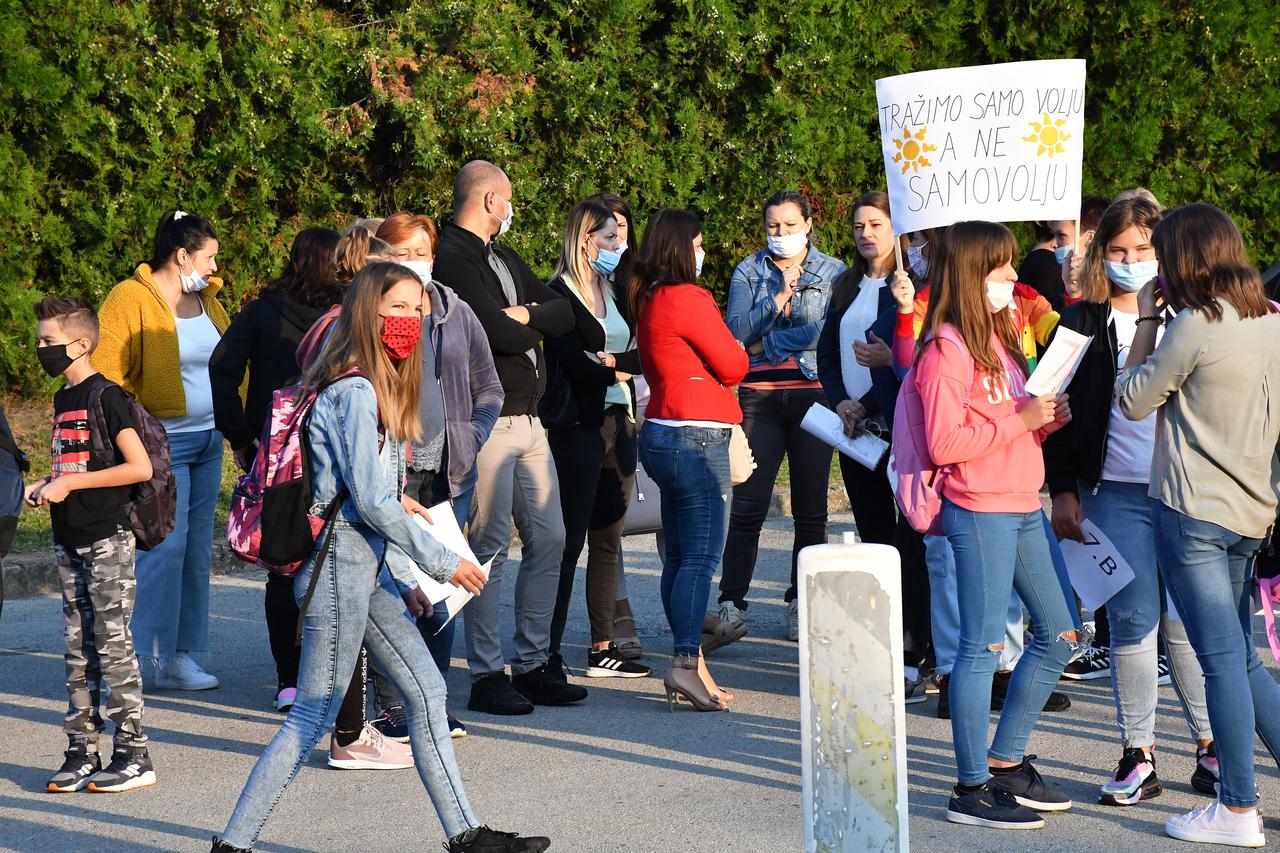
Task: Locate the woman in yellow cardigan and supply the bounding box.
[94,210,229,691]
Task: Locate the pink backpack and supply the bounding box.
[227,371,361,575]
[890,327,972,535]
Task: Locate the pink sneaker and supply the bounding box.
[274,687,297,712]
[327,723,414,770]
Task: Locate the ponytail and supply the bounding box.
[148,209,217,269]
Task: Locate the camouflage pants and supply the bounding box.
[57,528,147,749]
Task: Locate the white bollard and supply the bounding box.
[799,539,909,853]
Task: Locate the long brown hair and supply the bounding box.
[1153,204,1271,322]
[301,262,424,441]
[829,191,910,315]
[628,208,702,320]
[917,221,1027,379]
[1077,198,1162,303]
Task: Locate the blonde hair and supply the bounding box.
[553,200,616,298]
[301,261,424,442]
[335,228,395,285]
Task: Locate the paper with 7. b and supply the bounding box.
[1025,327,1092,397]
[1058,518,1136,611]
[410,502,492,631]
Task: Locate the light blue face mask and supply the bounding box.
[694,249,705,278]
[1053,244,1072,265]
[588,240,624,276]
[1105,259,1159,292]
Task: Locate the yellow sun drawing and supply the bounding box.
[892,126,936,174]
[1024,113,1070,157]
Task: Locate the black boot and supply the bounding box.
[447,825,551,852]
[211,838,251,852]
[512,663,587,706]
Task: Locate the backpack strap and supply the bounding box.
[927,326,975,412]
[83,376,122,467]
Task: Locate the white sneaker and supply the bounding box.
[787,600,799,642]
[1166,794,1264,847]
[154,655,220,691]
[716,601,746,629]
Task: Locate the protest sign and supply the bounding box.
[875,59,1085,234]
[1058,519,1136,611]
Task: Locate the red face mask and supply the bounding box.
[380,314,421,361]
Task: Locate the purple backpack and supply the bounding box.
[890,327,972,535]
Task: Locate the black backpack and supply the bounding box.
[85,376,176,551]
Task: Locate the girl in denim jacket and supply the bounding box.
[214,262,549,853]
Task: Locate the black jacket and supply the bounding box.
[434,222,574,417]
[210,290,329,450]
[1041,299,1119,499]
[544,276,643,429]
[817,269,915,420]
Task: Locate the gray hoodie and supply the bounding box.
[413,279,504,496]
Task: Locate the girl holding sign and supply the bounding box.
[1043,197,1217,808]
[913,221,1076,831]
[1117,203,1280,848]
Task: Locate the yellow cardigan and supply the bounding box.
[93,263,231,418]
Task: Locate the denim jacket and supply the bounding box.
[307,376,462,593]
[725,244,846,380]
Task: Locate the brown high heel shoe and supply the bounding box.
[664,655,728,712]
[698,650,734,703]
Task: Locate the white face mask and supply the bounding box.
[985,280,1015,313]
[694,249,705,278]
[179,256,209,293]
[766,230,808,259]
[400,259,433,283]
[492,195,514,236]
[907,244,929,279]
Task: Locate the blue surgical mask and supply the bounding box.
[906,244,929,279]
[694,249,705,278]
[1104,259,1159,293]
[588,240,623,276]
[1053,244,1072,265]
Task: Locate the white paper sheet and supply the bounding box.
[410,502,492,631]
[1026,327,1092,397]
[1057,518,1137,611]
[801,403,889,470]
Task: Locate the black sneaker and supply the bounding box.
[587,645,652,678]
[448,713,468,739]
[546,652,569,684]
[1061,645,1111,680]
[1191,742,1219,795]
[512,664,588,706]
[371,704,410,743]
[936,674,950,720]
[445,825,551,852]
[988,756,1073,811]
[211,838,250,852]
[1099,746,1162,806]
[468,673,534,716]
[47,743,101,793]
[947,782,1045,829]
[991,671,1071,713]
[87,744,156,793]
[1157,653,1172,686]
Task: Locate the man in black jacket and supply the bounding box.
[434,160,583,714]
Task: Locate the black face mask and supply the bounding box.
[37,343,76,378]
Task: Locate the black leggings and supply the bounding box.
[548,407,637,651]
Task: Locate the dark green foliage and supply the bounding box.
[2,0,1276,392]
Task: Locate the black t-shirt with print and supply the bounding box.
[50,377,133,548]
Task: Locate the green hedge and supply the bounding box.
[2,0,1276,393]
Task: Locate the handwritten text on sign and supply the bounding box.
[875,60,1085,234]
[1057,518,1136,612]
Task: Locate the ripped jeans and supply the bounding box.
[1081,481,1211,749]
[942,501,1077,785]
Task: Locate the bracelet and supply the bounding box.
[1136,316,1163,325]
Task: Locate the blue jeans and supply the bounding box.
[1152,500,1280,808]
[925,534,1024,674]
[639,422,731,657]
[131,428,223,659]
[943,501,1077,784]
[1081,482,1210,748]
[220,519,477,847]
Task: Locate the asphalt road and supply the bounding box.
[1,513,1276,852]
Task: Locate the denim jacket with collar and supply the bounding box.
[307,376,462,593]
[725,244,846,380]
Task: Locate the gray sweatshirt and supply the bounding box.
[1116,298,1280,538]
